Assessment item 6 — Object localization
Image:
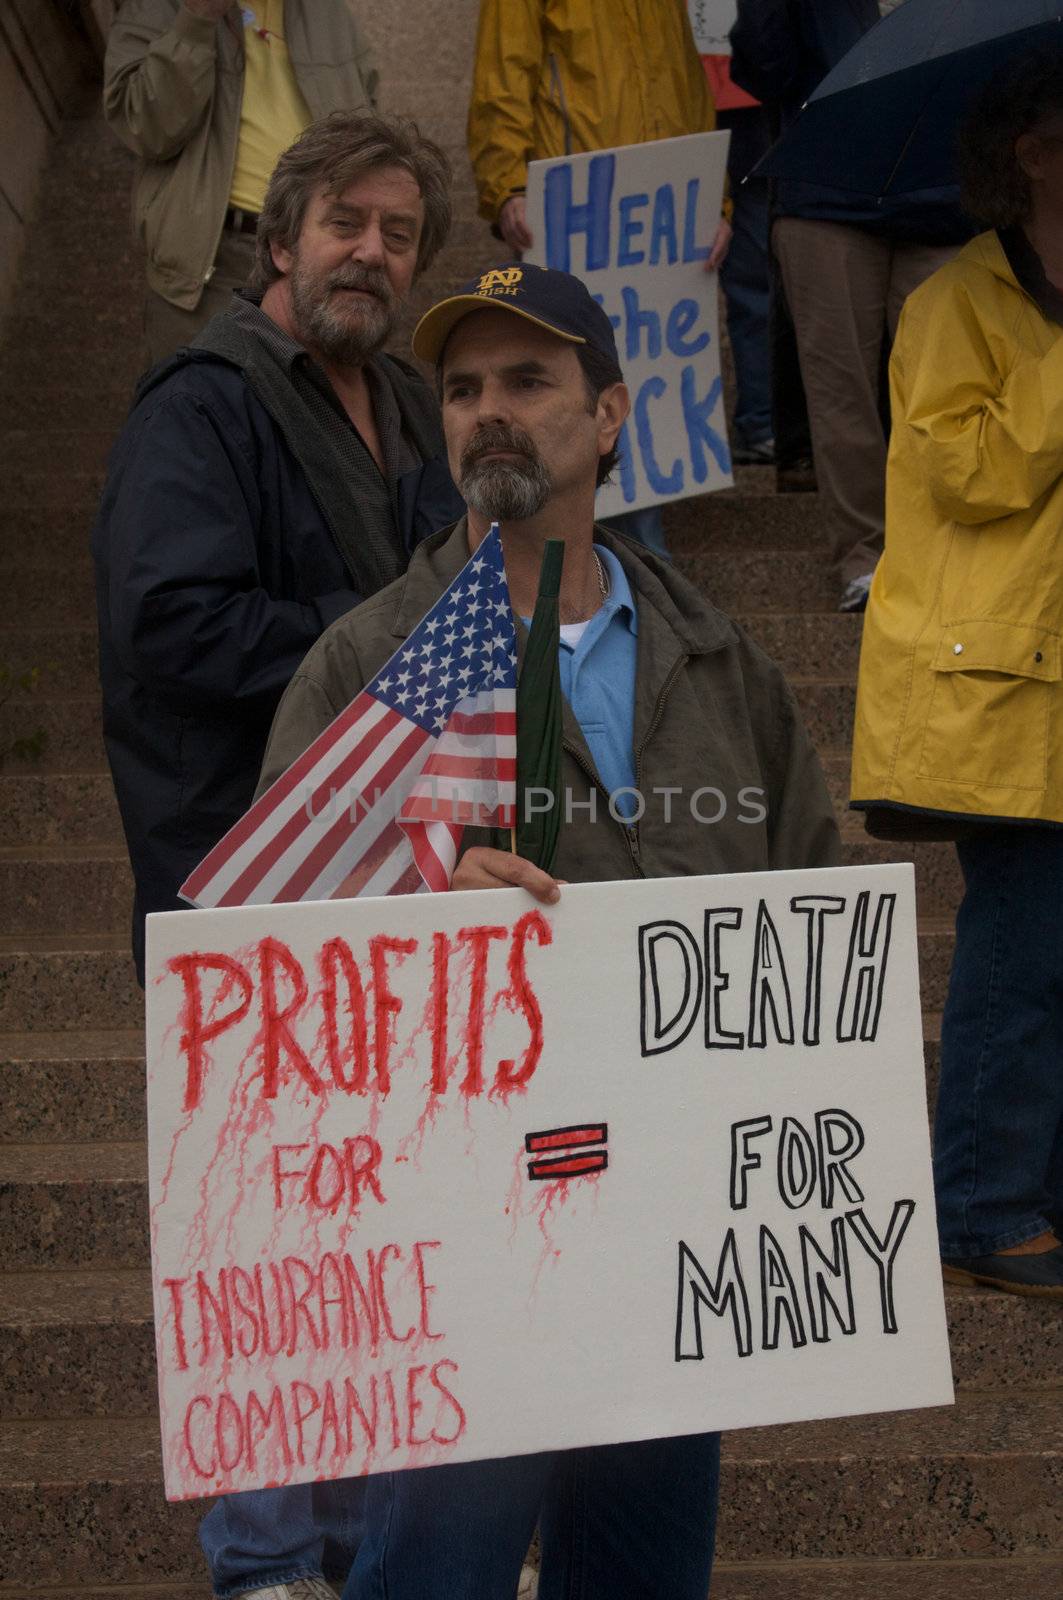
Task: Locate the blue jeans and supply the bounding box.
[934,826,1063,1257]
[201,1481,366,1597]
[719,108,773,449]
[342,1432,721,1600]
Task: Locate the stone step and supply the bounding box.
[719,1394,1063,1561]
[708,1558,1063,1599]
[919,922,953,1013]
[0,1029,145,1144]
[0,935,140,1032]
[738,611,861,678]
[4,467,105,512]
[0,697,105,771]
[0,386,130,434]
[0,1395,1058,1581]
[675,549,836,613]
[0,626,99,692]
[792,678,856,749]
[7,1564,1062,1600]
[0,1141,148,1271]
[0,843,132,936]
[667,492,824,551]
[1,1262,1054,1425]
[0,772,122,846]
[840,825,963,920]
[0,562,93,624]
[0,428,124,478]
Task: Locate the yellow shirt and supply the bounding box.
[228,1,312,214]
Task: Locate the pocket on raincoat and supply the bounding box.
[917,619,1061,793]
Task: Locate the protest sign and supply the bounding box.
[687,0,737,54]
[147,863,952,1501]
[525,132,733,519]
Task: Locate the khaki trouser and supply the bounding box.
[773,216,956,586]
[142,228,257,369]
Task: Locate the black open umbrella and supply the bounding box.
[758,0,1063,197]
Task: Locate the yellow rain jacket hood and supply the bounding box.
[851,229,1063,829]
[467,0,714,223]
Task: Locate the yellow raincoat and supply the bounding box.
[851,230,1063,828]
[467,0,714,223]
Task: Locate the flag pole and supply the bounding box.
[511,538,565,866]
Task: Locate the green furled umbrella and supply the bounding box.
[513,539,565,873]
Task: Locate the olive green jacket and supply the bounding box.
[257,521,840,886]
[104,1,377,310]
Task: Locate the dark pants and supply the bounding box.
[935,826,1063,1257]
[719,108,773,449]
[343,1432,721,1600]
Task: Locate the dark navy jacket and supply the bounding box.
[730,0,972,243]
[92,350,463,979]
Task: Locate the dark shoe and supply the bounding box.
[943,1245,1063,1298]
[732,436,775,466]
[776,455,817,493]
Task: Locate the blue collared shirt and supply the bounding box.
[527,543,640,819]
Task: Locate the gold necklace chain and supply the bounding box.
[593,550,609,598]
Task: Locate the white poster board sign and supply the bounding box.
[525,132,733,519]
[687,0,737,54]
[146,864,952,1501]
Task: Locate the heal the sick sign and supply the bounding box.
[147,865,952,1500]
[525,132,733,518]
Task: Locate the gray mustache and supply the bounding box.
[461,426,538,473]
[328,266,393,302]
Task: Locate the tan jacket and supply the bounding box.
[852,232,1063,828]
[467,0,714,223]
[258,521,840,885]
[104,1,377,310]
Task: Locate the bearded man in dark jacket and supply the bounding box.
[93,112,462,987]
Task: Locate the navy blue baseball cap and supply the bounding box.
[412,261,620,367]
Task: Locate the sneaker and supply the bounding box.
[839,573,873,613]
[776,455,817,493]
[943,1245,1063,1298]
[732,436,775,466]
[235,1582,342,1600]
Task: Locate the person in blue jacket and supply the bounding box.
[730,0,974,611]
[91,110,462,1600]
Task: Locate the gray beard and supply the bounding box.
[461,457,551,521]
[290,273,396,364]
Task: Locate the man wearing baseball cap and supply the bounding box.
[257,262,839,1598]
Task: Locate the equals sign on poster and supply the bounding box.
[525,1123,608,1180]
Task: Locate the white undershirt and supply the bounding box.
[559,621,590,648]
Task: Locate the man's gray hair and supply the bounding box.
[248,110,452,292]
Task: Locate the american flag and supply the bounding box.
[180,525,517,906]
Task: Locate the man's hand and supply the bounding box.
[498,195,534,254]
[705,217,733,272]
[452,846,560,903]
[183,0,232,20]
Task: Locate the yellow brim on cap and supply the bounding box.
[411,295,586,364]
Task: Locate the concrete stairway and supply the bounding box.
[1,99,1061,1600]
